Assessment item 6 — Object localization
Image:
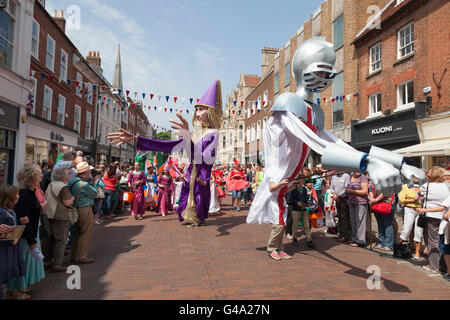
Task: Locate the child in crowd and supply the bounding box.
[173,176,184,210]
[323,180,337,234]
[0,185,28,300]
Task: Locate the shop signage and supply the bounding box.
[352,109,419,149]
[77,138,93,153]
[0,102,19,130]
[111,147,120,158]
[50,132,65,142]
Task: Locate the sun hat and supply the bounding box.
[75,162,94,175]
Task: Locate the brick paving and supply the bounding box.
[30,196,450,300]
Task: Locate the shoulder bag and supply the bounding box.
[67,182,83,226]
[371,195,395,215]
[416,183,429,229]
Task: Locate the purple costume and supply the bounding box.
[137,130,219,223]
[128,171,146,216]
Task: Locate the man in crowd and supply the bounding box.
[67,162,98,264]
[331,171,352,243]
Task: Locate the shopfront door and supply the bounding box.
[49,143,58,165]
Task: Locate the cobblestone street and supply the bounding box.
[30,196,450,300]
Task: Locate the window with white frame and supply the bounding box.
[60,49,68,82]
[263,117,267,134]
[332,72,344,129]
[247,105,251,119]
[222,136,226,149]
[46,35,55,72]
[74,105,81,133]
[239,125,243,140]
[30,77,37,114]
[43,86,52,120]
[257,96,261,111]
[57,95,66,126]
[369,92,382,115]
[86,111,92,139]
[98,122,103,144]
[369,42,381,73]
[398,23,414,58]
[76,72,82,97]
[247,127,250,144]
[31,19,40,59]
[251,124,255,142]
[397,80,414,109]
[333,15,344,50]
[0,0,16,69]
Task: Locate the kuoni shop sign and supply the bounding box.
[371,125,403,136]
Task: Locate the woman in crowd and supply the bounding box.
[7,163,45,300]
[0,185,28,300]
[398,178,423,259]
[94,165,106,223]
[128,162,146,220]
[369,179,396,252]
[102,165,118,220]
[227,161,248,211]
[442,195,450,280]
[42,167,75,272]
[345,171,369,247]
[416,166,450,273]
[157,163,173,217]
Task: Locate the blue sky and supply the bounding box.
[45,0,324,132]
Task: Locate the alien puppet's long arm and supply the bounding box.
[279,111,425,197]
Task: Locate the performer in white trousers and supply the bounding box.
[246,37,425,261]
[209,177,221,214]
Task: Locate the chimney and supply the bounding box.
[52,9,66,33]
[86,51,103,75]
[261,47,279,78]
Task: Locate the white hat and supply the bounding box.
[75,162,94,175]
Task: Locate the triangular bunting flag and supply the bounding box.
[233,101,237,107]
[190,98,193,104]
[158,95,161,101]
[142,93,146,99]
[126,90,130,96]
[118,89,122,96]
[174,97,178,103]
[166,96,169,102]
[150,94,154,100]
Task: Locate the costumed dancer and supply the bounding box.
[128,162,146,220]
[209,171,221,214]
[146,166,158,211]
[108,80,222,227]
[158,163,174,217]
[173,175,184,210]
[246,37,425,261]
[226,161,248,212]
[213,165,226,204]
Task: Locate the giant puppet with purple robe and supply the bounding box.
[132,80,222,227]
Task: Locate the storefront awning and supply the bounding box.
[394,139,450,157]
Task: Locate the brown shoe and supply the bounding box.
[5,291,31,300]
[77,258,95,264]
[52,266,67,273]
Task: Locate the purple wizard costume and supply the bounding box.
[136,80,222,224]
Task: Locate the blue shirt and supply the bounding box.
[312,174,322,192]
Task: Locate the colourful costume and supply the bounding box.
[136,80,222,225]
[158,165,174,215]
[128,170,146,217]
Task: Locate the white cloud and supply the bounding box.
[193,43,225,75]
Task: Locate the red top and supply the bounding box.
[230,170,245,180]
[103,173,117,191]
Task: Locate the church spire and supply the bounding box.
[112,44,123,94]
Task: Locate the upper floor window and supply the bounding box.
[0,1,16,69]
[86,111,92,140]
[332,72,344,129]
[57,95,66,126]
[284,63,290,87]
[74,105,81,133]
[397,80,414,110]
[76,72,82,97]
[274,73,279,94]
[333,15,344,50]
[60,49,68,82]
[46,35,55,72]
[43,85,52,121]
[369,42,381,73]
[398,23,414,58]
[31,19,40,60]
[369,92,382,115]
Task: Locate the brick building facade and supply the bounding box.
[353,0,449,169]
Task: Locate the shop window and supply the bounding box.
[0,1,16,70]
[433,156,450,169]
[36,140,48,164]
[25,138,36,163]
[398,23,414,59]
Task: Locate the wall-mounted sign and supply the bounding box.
[0,102,19,130]
[50,132,64,142]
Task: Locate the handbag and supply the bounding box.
[416,183,429,229]
[66,182,83,226]
[95,186,105,199]
[371,195,395,215]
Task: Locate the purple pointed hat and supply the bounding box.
[195,79,222,113]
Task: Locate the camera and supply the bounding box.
[91,170,102,178]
